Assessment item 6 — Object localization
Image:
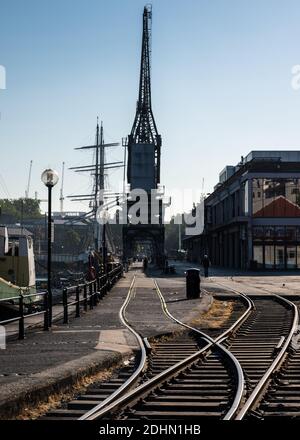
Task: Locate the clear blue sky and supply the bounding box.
[1,0,300,212]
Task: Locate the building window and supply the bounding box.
[275,226,285,241]
[236,190,240,216]
[244,181,249,215]
[265,226,275,240]
[286,179,300,208]
[252,178,263,215]
[265,245,275,269]
[253,226,264,241]
[231,193,235,218]
[252,178,300,217]
[286,227,296,241]
[253,245,263,268]
[287,246,297,269]
[252,225,300,269]
[275,246,285,269]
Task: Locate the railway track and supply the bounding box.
[254,307,300,419]
[214,287,300,420]
[73,277,253,420]
[83,281,297,420]
[42,271,250,420]
[42,275,205,420]
[212,282,299,419]
[42,272,299,421]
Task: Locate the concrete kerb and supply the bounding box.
[0,346,136,419]
[0,273,135,419]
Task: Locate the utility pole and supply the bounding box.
[122,138,128,198]
[102,219,107,274]
[25,160,33,198]
[60,161,65,214]
[178,223,182,252]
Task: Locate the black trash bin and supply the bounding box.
[186,268,201,299]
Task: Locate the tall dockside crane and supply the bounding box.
[127,5,161,185]
[123,5,165,265]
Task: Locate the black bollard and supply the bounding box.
[186,269,201,299]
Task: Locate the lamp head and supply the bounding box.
[41,169,59,187]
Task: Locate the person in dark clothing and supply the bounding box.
[143,256,148,271]
[87,265,96,281]
[201,254,210,278]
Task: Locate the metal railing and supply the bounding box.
[62,264,123,324]
[0,291,49,340]
[0,263,123,340]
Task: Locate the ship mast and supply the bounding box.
[69,121,121,252]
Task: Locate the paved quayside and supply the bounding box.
[0,264,211,419]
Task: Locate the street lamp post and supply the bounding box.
[41,169,59,327]
[98,208,108,275]
[102,222,107,274]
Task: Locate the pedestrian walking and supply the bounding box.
[201,254,210,278]
[143,256,148,271]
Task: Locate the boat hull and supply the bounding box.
[0,277,37,304]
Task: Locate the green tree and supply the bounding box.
[0,198,42,220]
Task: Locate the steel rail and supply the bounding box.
[202,287,256,345]
[83,278,253,420]
[83,334,223,420]
[79,275,147,420]
[154,280,253,420]
[212,279,299,419]
[234,293,299,420]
